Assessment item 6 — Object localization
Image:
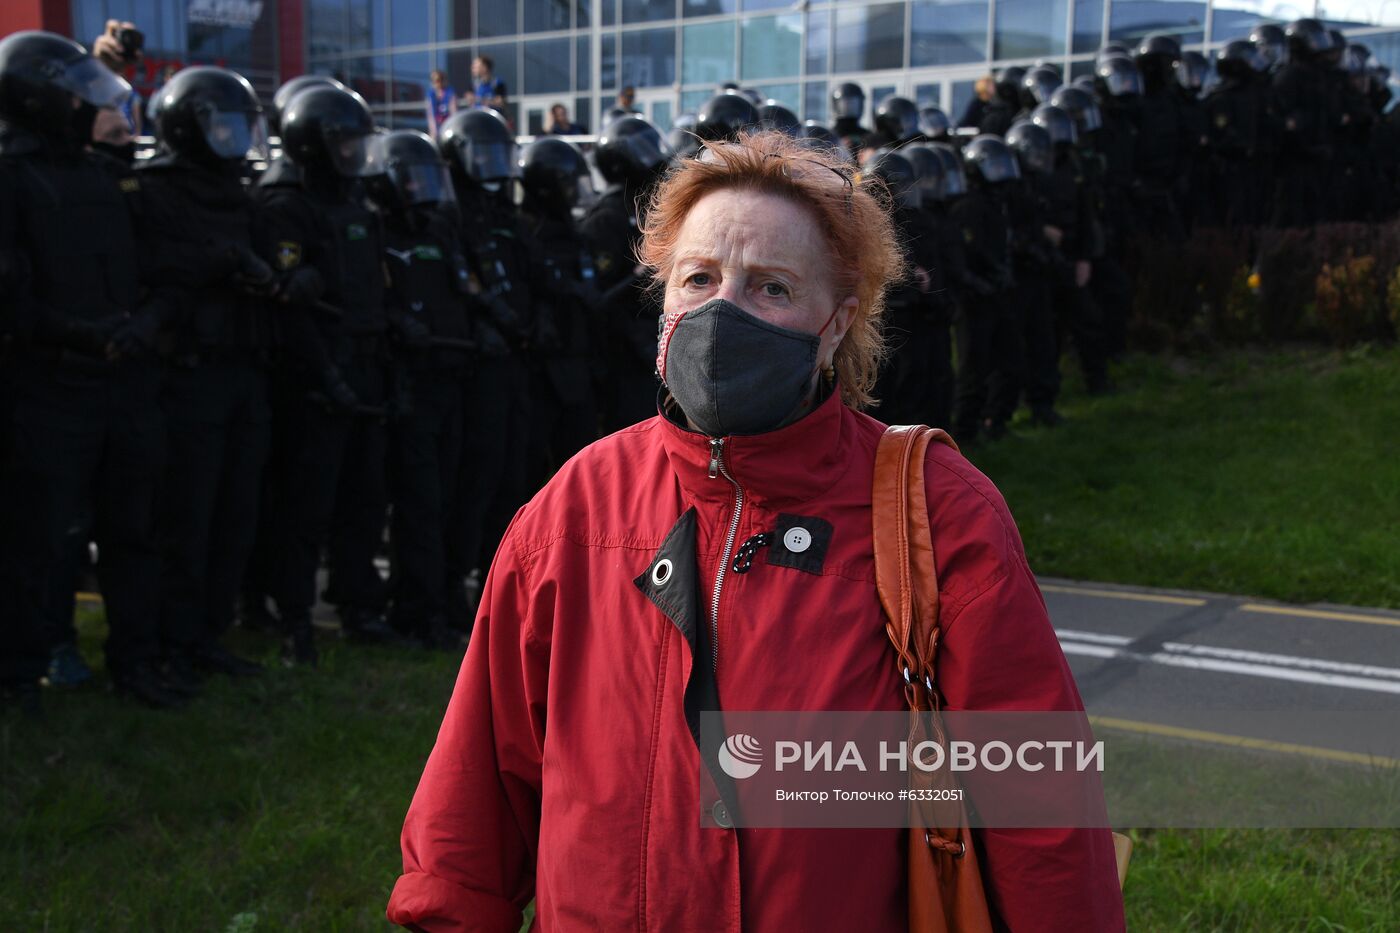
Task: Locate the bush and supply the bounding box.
[1314,253,1383,346]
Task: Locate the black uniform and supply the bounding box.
[137,153,275,665]
[580,185,657,432]
[1271,57,1335,226]
[1202,74,1269,227]
[950,185,1015,443]
[256,171,391,638]
[872,204,943,427]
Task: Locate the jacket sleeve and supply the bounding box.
[387,527,549,933]
[926,450,1126,933]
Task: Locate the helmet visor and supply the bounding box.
[198,106,269,161]
[464,139,519,181]
[326,131,373,177]
[56,56,132,109]
[612,131,669,171]
[979,155,1022,184]
[390,161,456,206]
[831,94,864,119]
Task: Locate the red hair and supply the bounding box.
[638,130,904,409]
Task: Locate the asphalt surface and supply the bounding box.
[1042,578,1400,764]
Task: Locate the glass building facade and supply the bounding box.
[52,1,1400,135]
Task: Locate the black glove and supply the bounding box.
[319,364,361,413]
[106,312,159,360]
[231,246,276,295]
[278,266,325,306]
[58,317,120,357]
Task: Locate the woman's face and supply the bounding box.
[664,188,856,368]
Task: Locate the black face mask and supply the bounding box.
[659,298,836,437]
[92,140,136,165]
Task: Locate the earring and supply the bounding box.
[823,361,836,382]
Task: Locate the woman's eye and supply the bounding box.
[687,272,711,287]
[762,282,789,298]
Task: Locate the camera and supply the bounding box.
[113,25,144,62]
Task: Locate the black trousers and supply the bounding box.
[952,295,1008,442]
[274,354,387,625]
[873,307,941,428]
[158,362,270,654]
[4,359,164,676]
[446,355,531,592]
[1054,283,1109,392]
[1017,273,1058,415]
[388,367,463,632]
[529,358,598,489]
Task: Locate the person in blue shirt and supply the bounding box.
[426,69,458,139]
[471,55,507,111]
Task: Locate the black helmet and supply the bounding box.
[668,112,702,162]
[279,83,375,178]
[758,100,800,135]
[1006,120,1053,175]
[796,120,848,159]
[1023,66,1063,106]
[1097,56,1144,97]
[520,137,594,217]
[738,87,764,107]
[1250,24,1289,69]
[1176,50,1210,93]
[928,142,966,198]
[1136,33,1182,63]
[1049,86,1103,136]
[0,31,131,145]
[1217,40,1263,79]
[595,114,668,186]
[917,106,951,140]
[270,74,345,136]
[962,135,1021,186]
[867,149,920,210]
[1285,18,1334,57]
[697,90,760,141]
[155,66,266,164]
[830,82,865,120]
[363,129,454,214]
[903,143,946,206]
[1072,74,1097,93]
[874,95,920,143]
[437,107,519,185]
[1031,104,1078,147]
[1097,42,1133,65]
[994,66,1027,104]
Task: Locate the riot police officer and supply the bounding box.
[1133,33,1190,239]
[918,106,952,141]
[697,90,761,143]
[873,96,920,145]
[1004,120,1060,429]
[0,31,175,707]
[1202,40,1269,228]
[830,82,871,150]
[256,84,394,664]
[950,136,1019,444]
[1272,19,1339,226]
[668,111,701,161]
[261,74,347,187]
[363,129,472,649]
[141,66,275,680]
[758,100,800,136]
[518,137,602,484]
[436,107,534,632]
[580,115,669,432]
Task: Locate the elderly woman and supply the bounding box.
[387,132,1125,931]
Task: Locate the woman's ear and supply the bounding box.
[824,295,860,364]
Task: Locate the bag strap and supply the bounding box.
[873,424,960,713]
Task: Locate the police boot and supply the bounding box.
[110,661,189,709]
[282,620,319,668]
[341,607,405,645]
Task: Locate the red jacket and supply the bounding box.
[387,391,1126,932]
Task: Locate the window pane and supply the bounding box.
[525,38,572,93]
[681,89,711,113]
[346,0,377,51]
[1108,0,1205,47]
[479,0,518,37]
[803,80,827,121]
[393,0,430,45]
[742,0,789,11]
[393,51,432,105]
[604,0,616,26]
[805,10,829,75]
[309,0,348,59]
[525,0,571,32]
[528,108,546,134]
[446,46,476,96]
[343,55,390,106]
[910,1,988,67]
[993,0,1069,61]
[833,4,905,73]
[914,82,939,108]
[741,14,801,81]
[683,22,735,87]
[1069,58,1095,79]
[622,0,675,25]
[1072,0,1103,54]
[574,95,592,131]
[951,79,976,118]
[577,36,592,90]
[602,33,617,89]
[575,0,591,29]
[621,28,676,87]
[652,100,673,130]
[684,0,737,16]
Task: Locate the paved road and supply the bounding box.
[1042,578,1400,764]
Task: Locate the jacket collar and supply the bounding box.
[657,385,858,512]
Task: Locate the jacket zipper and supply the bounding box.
[708,437,744,673]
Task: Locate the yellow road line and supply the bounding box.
[1039,584,1206,607]
[1239,603,1400,629]
[1090,715,1400,769]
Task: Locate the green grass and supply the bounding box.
[968,344,1400,609]
[4,345,1400,930]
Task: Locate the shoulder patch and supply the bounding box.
[119,177,140,193]
[275,241,302,270]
